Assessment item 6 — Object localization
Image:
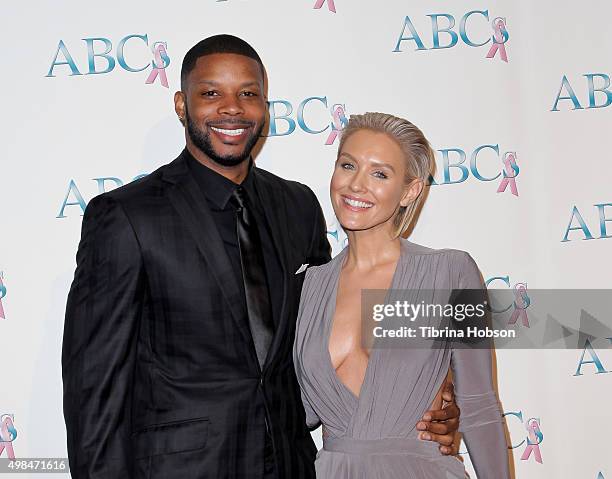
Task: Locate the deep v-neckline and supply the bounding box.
[325,243,404,401]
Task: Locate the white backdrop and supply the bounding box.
[2,1,611,478]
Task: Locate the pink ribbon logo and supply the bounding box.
[325,105,348,145]
[497,151,519,196]
[508,282,530,327]
[313,0,336,13]
[0,277,5,320]
[521,418,543,464]
[0,415,16,460]
[486,17,509,63]
[145,42,169,88]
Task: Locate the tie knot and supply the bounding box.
[231,186,248,210]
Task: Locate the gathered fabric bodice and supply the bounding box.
[293,239,511,479]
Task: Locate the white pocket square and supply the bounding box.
[295,263,309,275]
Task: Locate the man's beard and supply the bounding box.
[185,106,264,167]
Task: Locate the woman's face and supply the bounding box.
[330,129,416,234]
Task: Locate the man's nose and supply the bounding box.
[218,95,245,116]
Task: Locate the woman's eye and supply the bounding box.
[341,162,355,170]
[373,171,388,179]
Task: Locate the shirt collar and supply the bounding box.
[184,148,255,210]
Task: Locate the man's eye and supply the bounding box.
[202,91,218,97]
[241,91,257,97]
[373,171,388,179]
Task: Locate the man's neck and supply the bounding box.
[186,142,250,185]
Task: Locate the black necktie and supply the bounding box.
[231,186,274,369]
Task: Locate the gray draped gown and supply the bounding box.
[293,239,511,478]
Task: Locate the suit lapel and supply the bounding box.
[252,168,292,370]
[162,153,254,352]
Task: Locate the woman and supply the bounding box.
[293,113,510,478]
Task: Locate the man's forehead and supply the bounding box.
[193,79,262,88]
[188,54,265,87]
[193,53,261,71]
[191,54,261,74]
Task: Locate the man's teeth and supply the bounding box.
[344,197,373,209]
[211,126,246,136]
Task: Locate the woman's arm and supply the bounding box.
[293,267,322,431]
[451,252,511,478]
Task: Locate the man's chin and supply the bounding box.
[208,149,251,167]
[190,139,250,167]
[187,125,261,168]
[208,139,259,166]
[214,157,249,167]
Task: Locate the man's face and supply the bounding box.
[178,53,266,167]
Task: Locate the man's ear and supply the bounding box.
[261,67,269,101]
[174,91,186,126]
[400,178,424,208]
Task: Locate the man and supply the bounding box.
[62,35,460,479]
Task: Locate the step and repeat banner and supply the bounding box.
[2,1,611,478]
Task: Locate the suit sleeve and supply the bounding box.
[305,186,331,266]
[450,252,511,479]
[62,194,144,478]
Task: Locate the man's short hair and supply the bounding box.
[180,34,265,90]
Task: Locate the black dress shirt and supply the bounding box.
[185,151,283,477]
[185,150,283,330]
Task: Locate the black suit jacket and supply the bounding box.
[62,151,332,479]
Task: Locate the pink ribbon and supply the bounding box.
[520,419,543,464]
[508,283,530,327]
[325,105,347,145]
[313,0,336,13]
[486,18,509,63]
[0,277,5,319]
[497,152,519,196]
[0,416,16,460]
[145,43,169,88]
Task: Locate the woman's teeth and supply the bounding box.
[343,197,373,209]
[211,126,246,136]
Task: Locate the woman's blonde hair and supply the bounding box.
[337,112,435,238]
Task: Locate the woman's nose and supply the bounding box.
[349,171,367,192]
